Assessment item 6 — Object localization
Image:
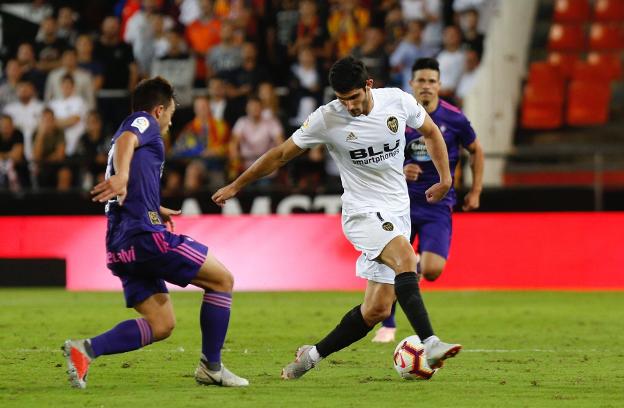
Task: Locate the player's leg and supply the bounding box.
[420,251,447,281]
[189,252,248,387]
[63,289,172,389]
[378,235,461,368]
[282,281,394,379]
[418,205,452,281]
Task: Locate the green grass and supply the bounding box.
[1,290,623,407]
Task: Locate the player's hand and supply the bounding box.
[160,206,181,232]
[403,163,423,182]
[425,181,451,204]
[91,174,128,205]
[212,183,240,207]
[462,190,481,211]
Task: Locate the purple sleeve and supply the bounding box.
[121,115,159,146]
[459,115,477,148]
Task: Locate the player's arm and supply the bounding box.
[212,138,306,206]
[462,139,484,211]
[91,131,138,205]
[417,114,452,203]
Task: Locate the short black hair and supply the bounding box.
[328,56,369,93]
[131,76,175,113]
[412,58,440,75]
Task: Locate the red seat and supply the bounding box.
[566,81,611,125]
[548,24,586,52]
[588,23,624,50]
[520,83,564,129]
[553,0,590,23]
[571,61,613,82]
[587,52,623,81]
[528,61,565,85]
[593,0,624,22]
[548,52,581,79]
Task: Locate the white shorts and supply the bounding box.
[341,210,411,285]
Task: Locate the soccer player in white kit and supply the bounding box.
[212,56,461,379]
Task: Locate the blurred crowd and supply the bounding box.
[0,0,493,194]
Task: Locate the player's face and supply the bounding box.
[410,69,440,106]
[335,80,373,117]
[157,98,176,133]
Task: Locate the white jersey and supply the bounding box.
[292,87,426,215]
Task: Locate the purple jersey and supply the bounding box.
[105,112,166,244]
[404,99,476,206]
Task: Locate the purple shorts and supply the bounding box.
[410,203,453,259]
[107,230,208,307]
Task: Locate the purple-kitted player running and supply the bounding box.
[62,77,248,388]
[373,58,484,343]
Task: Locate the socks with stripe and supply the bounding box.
[89,318,153,358]
[200,290,232,371]
[394,272,434,340]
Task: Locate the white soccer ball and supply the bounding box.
[393,335,435,380]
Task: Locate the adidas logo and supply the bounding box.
[346,132,357,142]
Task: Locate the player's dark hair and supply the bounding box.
[131,76,175,113]
[329,56,369,93]
[412,58,440,75]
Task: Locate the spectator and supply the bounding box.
[178,95,231,193]
[186,0,222,61]
[229,96,284,180]
[32,108,71,191]
[0,60,22,112]
[258,81,285,122]
[158,29,191,60]
[287,0,330,61]
[94,16,138,91]
[458,8,484,57]
[207,20,243,78]
[225,43,270,111]
[0,115,25,192]
[15,43,47,97]
[436,25,466,97]
[207,76,237,128]
[352,26,390,87]
[75,111,109,190]
[401,0,443,52]
[44,48,95,109]
[288,47,322,127]
[390,20,435,92]
[384,6,405,55]
[49,74,88,157]
[56,6,78,45]
[34,15,68,72]
[75,34,104,92]
[456,49,481,106]
[124,0,174,74]
[2,80,44,162]
[327,0,370,58]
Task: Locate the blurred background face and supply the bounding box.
[208,78,225,99]
[101,17,120,38]
[406,20,423,41]
[42,110,56,128]
[17,44,35,64]
[465,50,480,71]
[200,0,214,16]
[40,16,57,37]
[76,35,93,56]
[0,117,14,136]
[193,97,210,118]
[61,79,75,98]
[298,47,315,66]
[443,26,462,49]
[5,60,21,81]
[410,68,440,106]
[58,7,74,29]
[363,27,384,49]
[220,21,234,42]
[246,99,262,119]
[299,0,316,18]
[86,113,101,133]
[17,82,35,103]
[61,50,78,69]
[258,82,274,104]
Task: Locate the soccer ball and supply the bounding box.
[393,335,435,380]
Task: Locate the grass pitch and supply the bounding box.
[1,289,623,407]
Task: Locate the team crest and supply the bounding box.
[382,222,394,231]
[387,116,399,133]
[148,211,162,225]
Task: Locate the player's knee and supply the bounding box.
[212,269,234,293]
[393,252,419,274]
[150,317,176,341]
[362,303,392,325]
[422,266,443,281]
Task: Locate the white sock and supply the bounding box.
[308,346,322,363]
[423,335,439,345]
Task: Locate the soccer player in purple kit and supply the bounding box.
[373,58,484,343]
[62,77,248,388]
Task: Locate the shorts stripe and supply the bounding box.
[179,243,206,260]
[175,244,205,264]
[151,232,167,253]
[171,247,203,265]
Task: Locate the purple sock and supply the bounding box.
[89,318,153,358]
[382,301,397,328]
[200,290,232,368]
